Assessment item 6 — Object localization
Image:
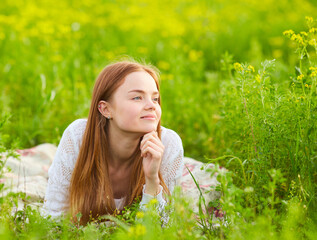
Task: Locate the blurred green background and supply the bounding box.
[0,0,317,160]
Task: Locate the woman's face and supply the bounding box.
[108,71,161,134]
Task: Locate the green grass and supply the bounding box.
[1,0,317,239]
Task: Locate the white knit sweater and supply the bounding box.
[42,119,184,217]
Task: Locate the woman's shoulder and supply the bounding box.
[66,118,87,129]
[61,118,88,142]
[64,118,87,133]
[161,126,183,146]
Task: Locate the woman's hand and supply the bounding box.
[140,130,165,196]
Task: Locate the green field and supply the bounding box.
[1,0,317,239]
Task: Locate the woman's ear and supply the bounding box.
[98,100,112,119]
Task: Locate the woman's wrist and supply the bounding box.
[144,177,160,196]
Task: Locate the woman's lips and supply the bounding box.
[141,114,156,120]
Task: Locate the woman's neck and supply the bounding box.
[107,126,142,170]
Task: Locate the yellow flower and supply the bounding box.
[311,72,317,77]
[255,74,261,83]
[136,211,144,219]
[135,224,146,236]
[296,35,304,45]
[283,30,294,37]
[290,34,297,41]
[305,84,308,88]
[300,31,308,37]
[189,50,203,62]
[309,39,316,46]
[149,198,158,204]
[233,62,243,72]
[309,28,316,33]
[305,16,314,24]
[157,61,170,70]
[128,224,146,237]
[297,74,304,80]
[290,34,304,45]
[247,65,255,72]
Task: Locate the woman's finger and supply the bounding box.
[141,140,164,158]
[141,145,162,160]
[141,137,164,153]
[141,131,157,146]
[141,140,163,157]
[141,132,164,150]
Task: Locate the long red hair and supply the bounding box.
[69,60,169,225]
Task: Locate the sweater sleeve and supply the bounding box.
[160,127,184,194]
[41,119,86,217]
[139,185,166,210]
[138,127,184,223]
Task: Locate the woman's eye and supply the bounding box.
[153,97,159,102]
[132,96,142,100]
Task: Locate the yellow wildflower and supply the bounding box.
[305,16,314,24]
[305,84,308,88]
[283,30,294,37]
[128,224,146,237]
[297,74,304,80]
[157,61,170,70]
[189,50,203,62]
[290,34,304,45]
[310,72,317,77]
[255,74,261,83]
[233,62,243,71]
[247,65,255,72]
[296,35,304,45]
[135,224,146,236]
[291,34,297,41]
[300,31,308,37]
[309,67,316,71]
[149,198,158,204]
[136,211,144,219]
[309,39,316,46]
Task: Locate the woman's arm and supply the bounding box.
[140,131,165,196]
[138,127,184,214]
[41,119,86,217]
[160,127,184,194]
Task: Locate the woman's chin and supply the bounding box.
[138,125,157,133]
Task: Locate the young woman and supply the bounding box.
[42,60,184,224]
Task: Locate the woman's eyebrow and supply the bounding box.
[128,89,159,95]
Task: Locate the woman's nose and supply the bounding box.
[144,97,156,110]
